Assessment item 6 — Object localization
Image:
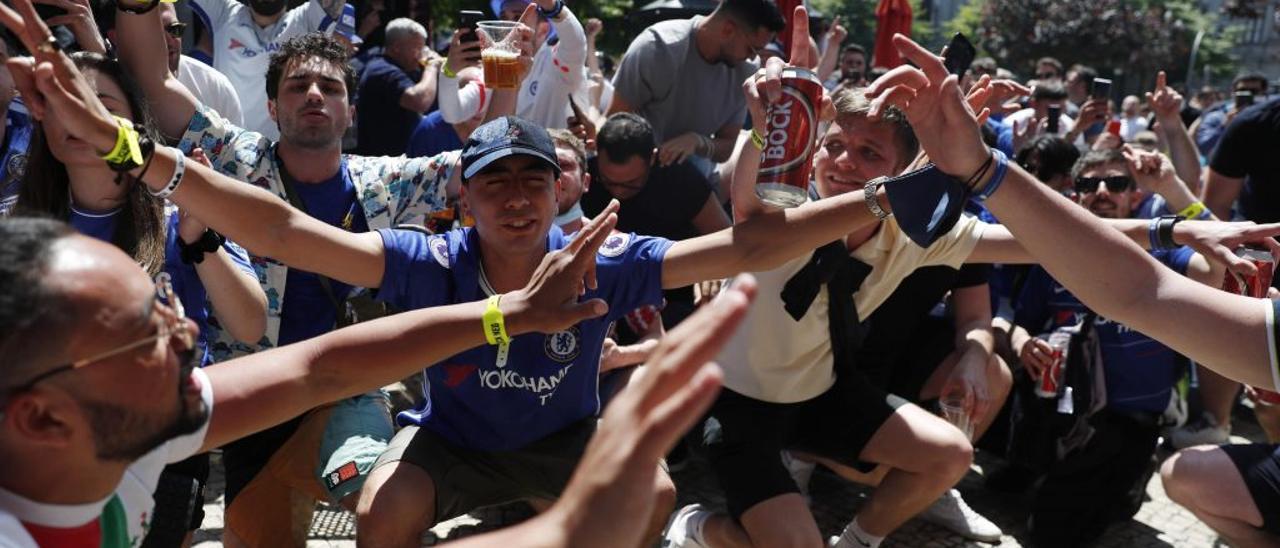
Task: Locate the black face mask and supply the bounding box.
[250,0,286,16]
[881,164,970,248]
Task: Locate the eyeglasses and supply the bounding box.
[4,275,193,397]
[1074,175,1133,194]
[164,22,187,38]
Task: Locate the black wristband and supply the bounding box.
[179,229,225,264]
[1156,215,1184,250]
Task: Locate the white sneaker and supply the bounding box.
[663,503,711,548]
[917,489,1003,542]
[781,450,816,498]
[1170,412,1230,449]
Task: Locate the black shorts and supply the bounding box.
[1221,443,1280,535]
[372,419,595,524]
[703,372,907,519]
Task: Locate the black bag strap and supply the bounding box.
[277,156,348,321]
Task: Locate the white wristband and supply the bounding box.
[149,149,185,199]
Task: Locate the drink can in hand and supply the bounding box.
[1222,248,1275,298]
[1036,331,1071,398]
[755,67,824,208]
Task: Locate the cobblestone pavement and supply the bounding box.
[194,417,1265,548]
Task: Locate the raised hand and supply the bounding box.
[0,0,116,150]
[864,34,989,178]
[446,28,482,73]
[1121,145,1176,193]
[551,275,756,547]
[507,200,621,334]
[34,0,105,54]
[743,6,834,130]
[823,15,846,50]
[1146,71,1183,123]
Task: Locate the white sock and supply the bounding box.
[685,507,710,544]
[835,517,884,548]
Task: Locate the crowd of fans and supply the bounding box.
[3,0,1280,546]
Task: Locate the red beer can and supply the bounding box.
[755,67,824,208]
[1036,331,1071,398]
[1255,388,1280,405]
[1222,248,1275,298]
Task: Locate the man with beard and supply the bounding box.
[608,0,783,168]
[1006,148,1223,546]
[112,6,533,545]
[0,213,745,548]
[159,2,243,127]
[189,0,349,139]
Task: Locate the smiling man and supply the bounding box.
[112,6,532,543]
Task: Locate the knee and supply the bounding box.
[652,473,677,518]
[1160,448,1211,508]
[934,431,975,481]
[355,464,434,543]
[989,355,1014,400]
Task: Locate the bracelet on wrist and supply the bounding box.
[441,62,458,79]
[483,294,511,367]
[102,116,146,171]
[864,177,892,220]
[536,0,564,20]
[1154,215,1184,250]
[1177,201,1207,220]
[179,229,225,264]
[149,149,186,199]
[749,129,765,151]
[971,148,1009,202]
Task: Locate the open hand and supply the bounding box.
[0,0,116,151]
[506,200,621,334]
[34,0,105,54]
[864,34,989,178]
[1176,220,1280,276]
[656,132,702,166]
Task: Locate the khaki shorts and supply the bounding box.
[224,391,391,547]
[372,419,595,524]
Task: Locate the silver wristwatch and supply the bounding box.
[864,177,892,220]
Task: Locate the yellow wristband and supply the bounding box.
[483,294,510,346]
[101,116,143,167]
[441,63,458,79]
[749,129,765,150]
[1177,201,1207,219]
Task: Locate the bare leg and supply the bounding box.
[1162,445,1280,547]
[851,404,973,536]
[919,352,1013,440]
[355,461,437,548]
[1198,365,1240,429]
[696,493,821,548]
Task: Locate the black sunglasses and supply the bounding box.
[1074,175,1133,193]
[164,22,187,38]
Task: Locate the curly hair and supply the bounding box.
[266,33,357,101]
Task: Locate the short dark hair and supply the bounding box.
[1071,148,1126,180]
[597,113,656,165]
[969,57,997,77]
[0,217,77,386]
[1036,56,1063,75]
[1068,64,1097,86]
[1031,80,1068,101]
[266,33,357,101]
[841,43,866,57]
[1233,72,1269,92]
[713,0,786,33]
[1016,135,1081,183]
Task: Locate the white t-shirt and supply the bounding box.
[190,0,341,140]
[178,55,245,127]
[0,368,213,547]
[1004,107,1075,138]
[515,10,587,129]
[716,215,987,403]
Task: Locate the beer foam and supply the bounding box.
[482,49,520,60]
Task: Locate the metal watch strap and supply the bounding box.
[864,177,891,220]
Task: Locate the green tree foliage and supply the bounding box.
[948,0,1238,89]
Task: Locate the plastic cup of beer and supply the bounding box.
[476,21,522,90]
[939,393,974,440]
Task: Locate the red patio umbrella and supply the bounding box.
[872,0,912,69]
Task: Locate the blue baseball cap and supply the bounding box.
[461,116,562,180]
[490,0,529,17]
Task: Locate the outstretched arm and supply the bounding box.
[115,0,200,140]
[202,206,623,451]
[866,33,1280,389]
